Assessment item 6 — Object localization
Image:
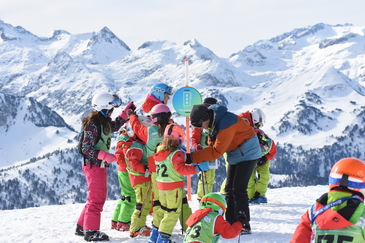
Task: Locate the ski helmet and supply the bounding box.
[92,92,122,111]
[123,116,152,138]
[190,104,211,128]
[139,115,153,127]
[150,104,172,124]
[203,97,218,106]
[251,108,266,128]
[150,83,173,102]
[164,124,185,144]
[124,121,135,138]
[200,193,227,214]
[329,158,365,194]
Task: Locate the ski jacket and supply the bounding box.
[184,208,242,242]
[291,189,365,243]
[141,93,163,113]
[191,127,210,150]
[153,146,197,190]
[123,139,150,187]
[239,111,276,161]
[238,111,253,126]
[81,117,125,167]
[255,128,277,160]
[190,105,258,163]
[130,114,165,172]
[115,132,130,172]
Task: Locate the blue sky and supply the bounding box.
[0,0,364,57]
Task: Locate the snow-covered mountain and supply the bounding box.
[1,19,365,209]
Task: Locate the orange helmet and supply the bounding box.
[164,124,185,144]
[329,158,365,194]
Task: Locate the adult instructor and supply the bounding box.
[187,104,262,235]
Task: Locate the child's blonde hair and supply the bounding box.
[161,136,180,153]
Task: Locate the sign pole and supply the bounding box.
[184,59,192,201]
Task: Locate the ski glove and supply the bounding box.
[257,156,268,166]
[119,101,136,120]
[98,150,116,164]
[196,161,209,173]
[127,109,137,116]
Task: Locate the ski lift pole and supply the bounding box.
[184,58,192,201]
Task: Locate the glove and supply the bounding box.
[236,210,248,226]
[97,150,116,163]
[195,161,209,172]
[186,153,193,164]
[257,156,268,166]
[119,101,136,120]
[127,109,137,116]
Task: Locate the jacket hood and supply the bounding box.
[186,208,213,227]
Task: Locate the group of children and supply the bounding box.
[76,82,365,242]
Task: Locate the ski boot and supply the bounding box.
[111,220,117,230]
[250,196,268,204]
[116,221,130,231]
[148,225,159,243]
[240,223,252,235]
[156,233,172,243]
[84,230,109,241]
[130,225,151,237]
[75,224,84,236]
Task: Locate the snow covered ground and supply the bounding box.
[0,185,327,242]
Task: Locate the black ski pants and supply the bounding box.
[224,159,258,224]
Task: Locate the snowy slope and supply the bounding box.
[0,185,327,243]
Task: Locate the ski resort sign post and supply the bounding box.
[172,59,202,201]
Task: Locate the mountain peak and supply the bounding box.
[88,26,131,51]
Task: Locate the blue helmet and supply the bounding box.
[150,83,173,102]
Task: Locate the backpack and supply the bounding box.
[78,121,103,156]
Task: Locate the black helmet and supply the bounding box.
[203,97,217,106]
[190,104,212,127]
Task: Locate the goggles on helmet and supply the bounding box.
[109,95,122,108]
[151,86,173,95]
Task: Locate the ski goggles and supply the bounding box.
[151,86,173,95]
[109,95,122,108]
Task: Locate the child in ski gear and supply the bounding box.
[188,104,262,235]
[291,157,365,243]
[142,82,173,113]
[122,119,153,238]
[248,128,276,204]
[184,193,244,243]
[191,97,218,201]
[76,92,135,241]
[149,124,210,243]
[111,129,136,231]
[129,104,193,234]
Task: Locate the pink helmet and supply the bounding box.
[164,124,185,144]
[150,104,172,124]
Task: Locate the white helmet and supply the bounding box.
[251,108,266,128]
[124,116,152,138]
[92,92,122,111]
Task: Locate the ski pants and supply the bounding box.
[130,181,152,233]
[112,170,136,223]
[77,165,107,231]
[197,168,216,200]
[247,160,271,198]
[225,159,258,224]
[157,188,184,235]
